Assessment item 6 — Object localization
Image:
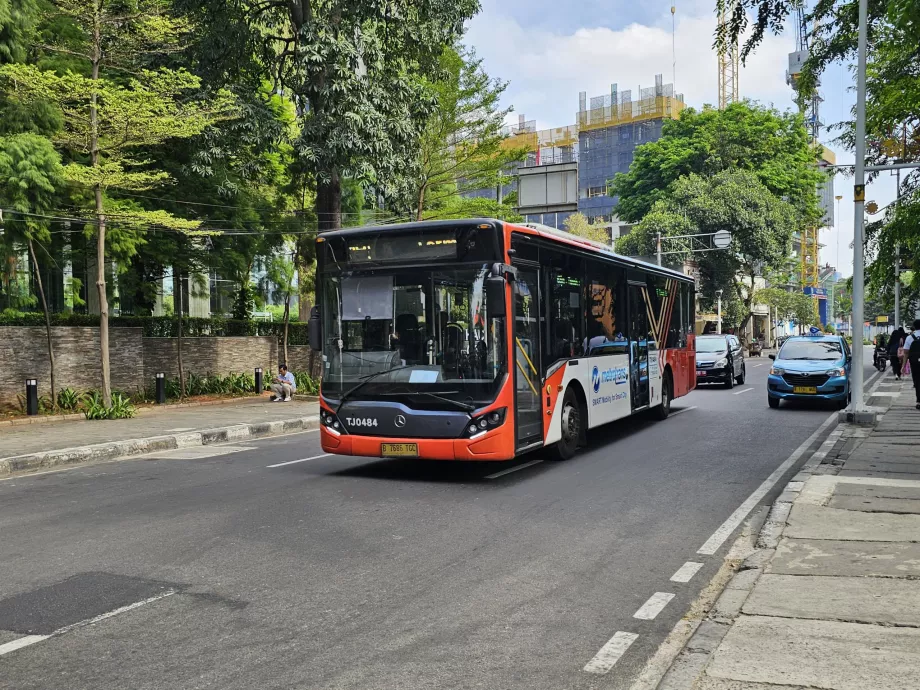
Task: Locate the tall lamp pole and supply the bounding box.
[846,0,870,421]
[717,289,723,334]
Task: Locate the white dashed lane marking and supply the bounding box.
[267,453,332,468]
[732,387,755,395]
[669,561,704,583]
[583,631,639,674]
[633,592,675,620]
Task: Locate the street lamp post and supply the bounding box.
[717,289,723,334]
[846,0,871,422]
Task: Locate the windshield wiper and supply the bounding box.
[378,390,476,412]
[335,365,415,414]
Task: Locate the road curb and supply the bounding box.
[0,415,320,478]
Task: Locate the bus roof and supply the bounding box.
[318,218,692,283]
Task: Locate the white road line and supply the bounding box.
[583,631,639,675]
[695,366,886,556]
[669,405,698,418]
[0,590,176,658]
[752,363,766,367]
[485,459,543,479]
[669,561,704,583]
[0,635,50,656]
[732,387,754,395]
[696,410,837,555]
[633,592,675,620]
[267,453,332,468]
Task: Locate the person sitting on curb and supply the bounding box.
[903,319,920,410]
[270,364,296,402]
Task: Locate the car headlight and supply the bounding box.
[715,358,728,368]
[770,367,785,375]
[320,408,346,433]
[825,367,846,377]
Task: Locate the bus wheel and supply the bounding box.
[551,388,582,461]
[652,372,671,420]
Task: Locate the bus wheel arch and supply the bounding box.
[653,366,673,420]
[550,382,586,461]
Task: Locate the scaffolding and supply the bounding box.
[717,1,740,109]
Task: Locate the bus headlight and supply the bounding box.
[321,409,346,433]
[463,407,507,438]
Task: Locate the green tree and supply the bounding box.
[617,171,796,335]
[413,45,523,221]
[263,252,297,367]
[609,102,823,226]
[184,0,479,231]
[0,0,228,405]
[0,133,63,404]
[563,212,610,244]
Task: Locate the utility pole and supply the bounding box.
[717,289,723,334]
[894,123,906,330]
[847,0,870,421]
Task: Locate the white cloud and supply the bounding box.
[465,5,797,129]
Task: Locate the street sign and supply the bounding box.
[713,230,732,249]
[876,315,889,323]
[809,326,821,335]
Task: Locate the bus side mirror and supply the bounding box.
[308,306,322,351]
[486,276,506,318]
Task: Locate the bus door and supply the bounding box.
[513,269,543,447]
[628,282,650,410]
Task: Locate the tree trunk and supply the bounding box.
[176,271,185,400]
[282,294,290,368]
[316,171,342,232]
[416,184,426,222]
[28,239,56,410]
[90,5,111,407]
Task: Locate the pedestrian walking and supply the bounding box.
[888,326,906,379]
[903,320,920,410]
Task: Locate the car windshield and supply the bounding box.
[320,265,504,405]
[779,339,843,361]
[696,337,728,353]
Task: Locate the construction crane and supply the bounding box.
[786,2,823,291]
[717,1,739,109]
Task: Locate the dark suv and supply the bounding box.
[695,334,746,389]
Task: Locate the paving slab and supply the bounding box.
[839,468,920,479]
[697,678,809,690]
[828,494,920,514]
[786,503,920,541]
[706,615,920,690]
[840,459,920,474]
[743,574,920,626]
[832,483,920,500]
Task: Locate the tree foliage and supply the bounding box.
[617,170,796,333]
[413,45,524,221]
[563,212,610,244]
[610,102,824,225]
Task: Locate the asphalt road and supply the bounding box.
[0,354,879,690]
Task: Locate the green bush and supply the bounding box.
[57,387,81,411]
[81,391,137,420]
[294,372,320,395]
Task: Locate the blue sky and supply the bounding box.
[464,0,898,278]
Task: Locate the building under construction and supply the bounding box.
[506,75,685,233]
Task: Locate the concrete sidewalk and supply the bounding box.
[0,397,320,477]
[659,376,920,690]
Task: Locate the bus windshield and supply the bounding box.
[320,265,505,405]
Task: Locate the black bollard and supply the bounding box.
[155,372,166,404]
[25,379,38,415]
[254,367,263,394]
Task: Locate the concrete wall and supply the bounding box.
[288,345,323,379]
[0,327,300,409]
[0,327,144,407]
[141,337,278,381]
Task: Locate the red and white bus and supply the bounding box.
[310,218,696,462]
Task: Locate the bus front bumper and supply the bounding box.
[321,425,516,461]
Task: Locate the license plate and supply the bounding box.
[697,370,706,376]
[793,386,818,394]
[381,443,418,457]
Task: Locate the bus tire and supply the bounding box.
[653,371,672,420]
[550,387,582,461]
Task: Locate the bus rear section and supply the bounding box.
[310,219,695,462]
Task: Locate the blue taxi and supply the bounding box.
[767,333,851,409]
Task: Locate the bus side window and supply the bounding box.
[585,261,627,356]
